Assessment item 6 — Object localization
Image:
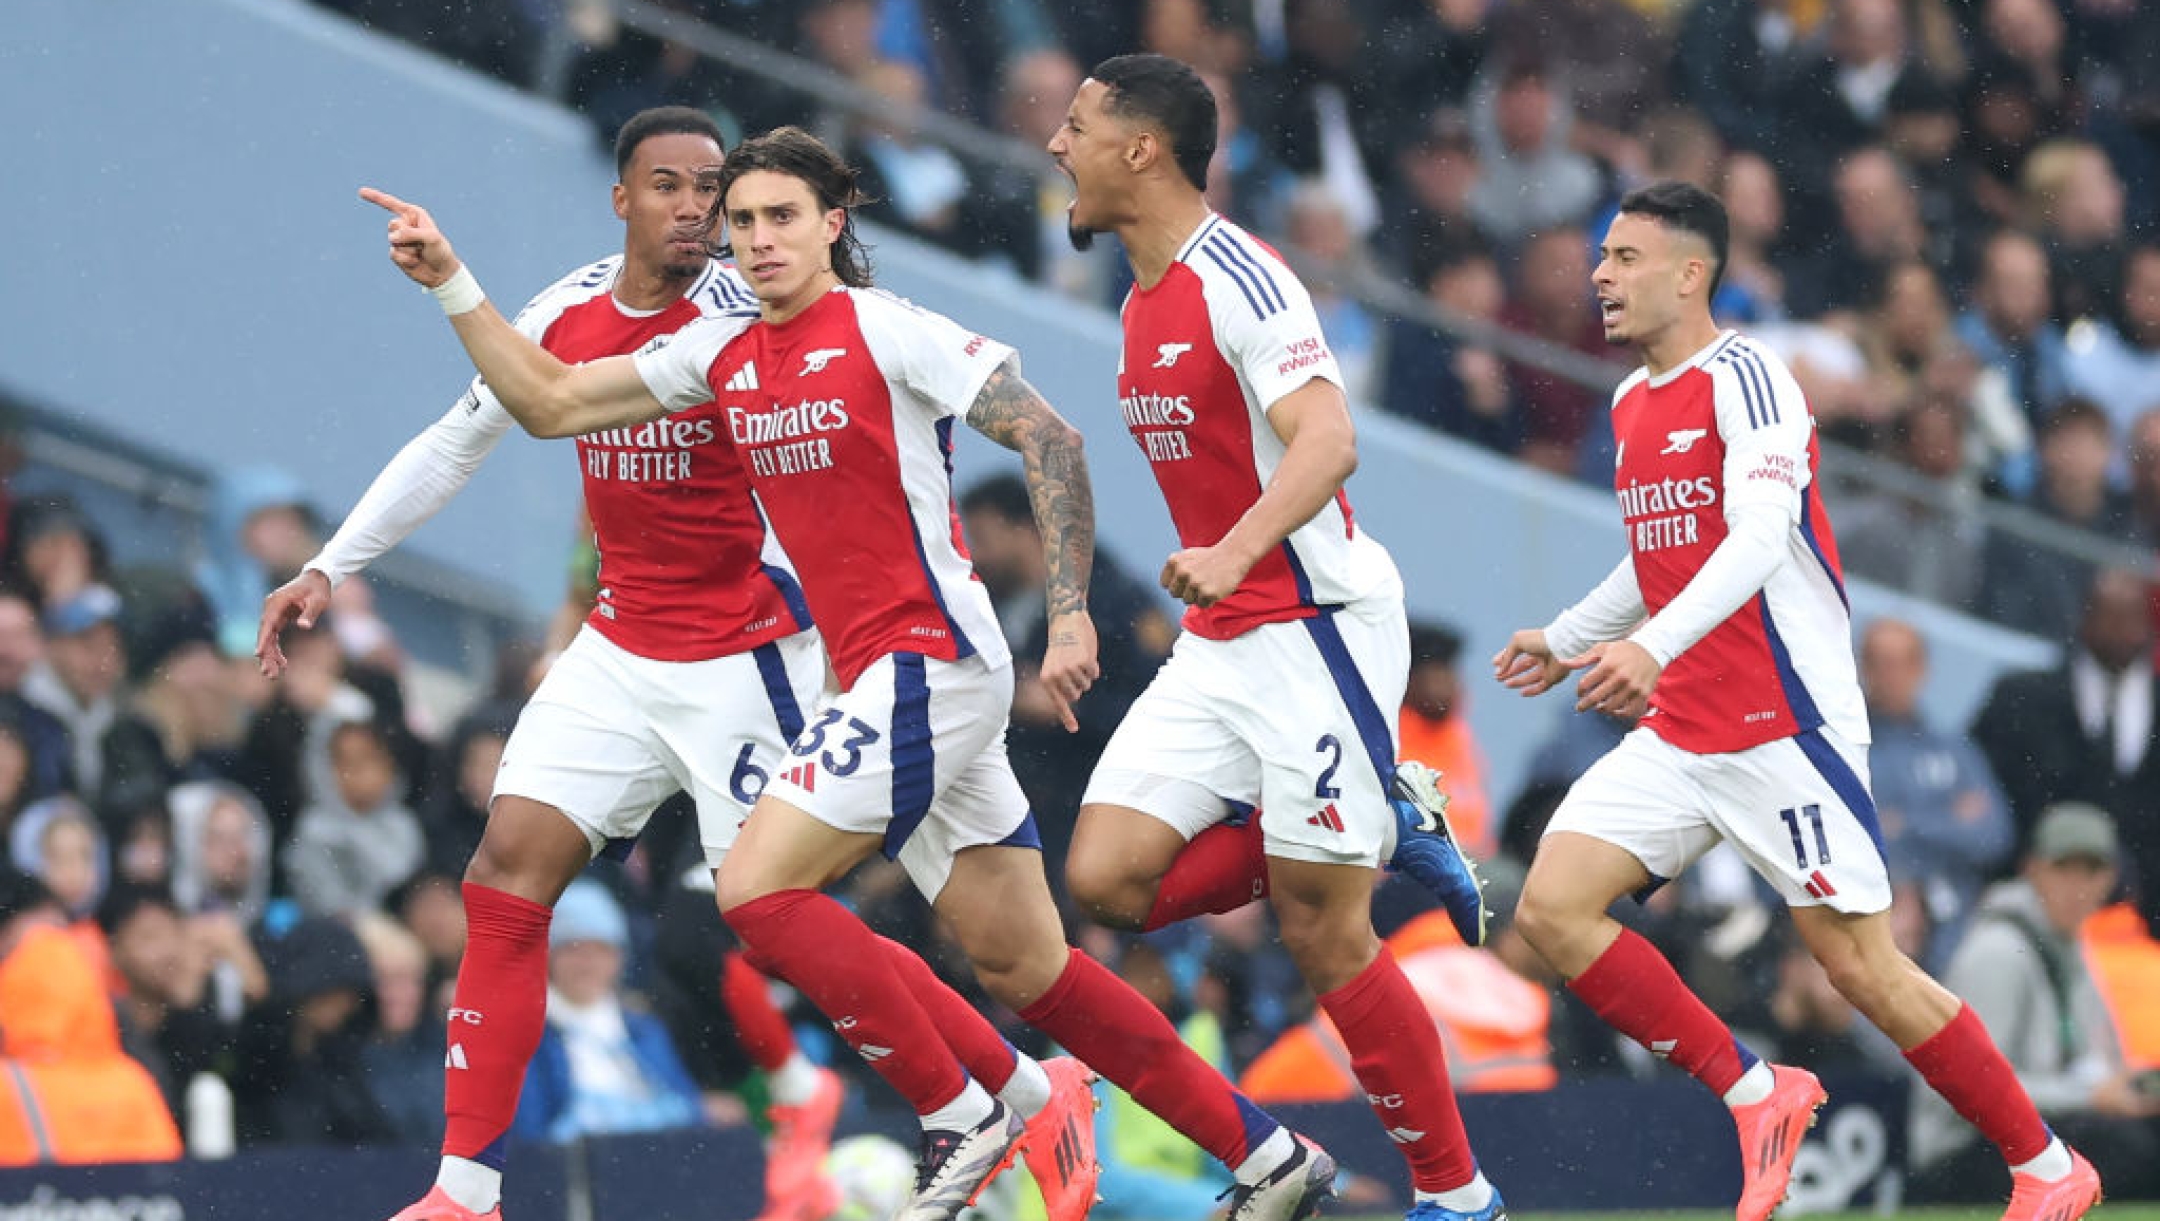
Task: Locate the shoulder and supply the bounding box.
[514,255,621,335]
[690,260,760,316]
[1704,332,1804,418]
[1184,218,1304,324]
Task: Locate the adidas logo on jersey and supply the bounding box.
[725,362,761,392]
[1153,342,1192,368]
[1384,1127,1427,1145]
[1306,804,1345,833]
[1661,428,1708,455]
[799,347,848,374]
[856,1044,893,1062]
[445,1044,470,1070]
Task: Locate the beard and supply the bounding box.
[1066,215,1096,253]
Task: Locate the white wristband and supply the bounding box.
[428,265,486,316]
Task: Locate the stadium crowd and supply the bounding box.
[5,0,2160,1205]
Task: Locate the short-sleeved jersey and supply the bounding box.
[635,286,1011,688]
[1116,214,1400,639]
[1611,330,1866,754]
[479,256,807,662]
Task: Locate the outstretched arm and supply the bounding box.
[1160,377,1356,607]
[361,187,673,437]
[966,356,1099,732]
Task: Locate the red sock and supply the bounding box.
[878,936,1017,1092]
[721,952,796,1074]
[1319,950,1477,1192]
[724,890,966,1114]
[442,883,553,1168]
[1143,817,1268,931]
[1904,1003,2051,1164]
[1020,947,1275,1168]
[1569,927,1753,1095]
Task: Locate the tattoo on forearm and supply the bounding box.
[969,359,1095,619]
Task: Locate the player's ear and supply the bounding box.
[1126,130,1154,174]
[823,206,846,244]
[612,182,629,223]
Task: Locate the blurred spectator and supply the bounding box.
[1962,60,2070,232]
[969,50,1091,286]
[0,870,182,1166]
[1280,180,1380,402]
[1746,921,1906,1076]
[24,584,163,818]
[1975,400,2137,640]
[1498,226,1608,477]
[1201,66,1294,238]
[237,622,368,842]
[8,795,111,984]
[110,798,172,891]
[389,870,468,1011]
[0,588,74,801]
[285,714,425,918]
[1853,260,1961,431]
[5,496,108,611]
[851,61,976,250]
[1489,0,1668,135]
[233,915,398,1147]
[101,884,246,1124]
[1380,233,1521,452]
[959,474,1171,866]
[422,705,516,879]
[2065,245,2160,447]
[1466,60,1603,246]
[1911,804,2160,1201]
[2131,407,2160,546]
[354,911,446,1146]
[1372,0,1492,122]
[1250,0,1390,241]
[1714,150,1789,324]
[1835,397,1988,607]
[649,867,761,1111]
[1956,228,2069,488]
[1395,622,1494,859]
[2024,139,2130,325]
[1971,566,2160,933]
[1774,0,1952,240]
[1860,618,2014,965]
[515,880,704,1142]
[106,614,244,815]
[564,1,765,158]
[1386,109,1483,276]
[195,468,319,660]
[168,780,274,927]
[1672,0,1822,156]
[1786,145,1934,319]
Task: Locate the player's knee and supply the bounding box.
[1510,884,1580,959]
[1063,852,1152,931]
[1813,935,1897,1009]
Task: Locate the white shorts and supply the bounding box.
[1545,725,1891,913]
[1083,598,1408,867]
[496,625,827,868]
[761,652,1034,900]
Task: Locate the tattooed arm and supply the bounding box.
[966,355,1100,732]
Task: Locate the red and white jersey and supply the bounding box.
[1116,214,1399,639]
[1612,330,1865,754]
[635,286,1010,688]
[484,256,808,661]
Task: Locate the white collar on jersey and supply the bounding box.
[1646,328,1742,388]
[1173,212,1227,265]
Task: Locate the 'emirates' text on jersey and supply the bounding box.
[1612,330,1866,754]
[634,287,1010,688]
[1117,214,1399,638]
[484,257,806,661]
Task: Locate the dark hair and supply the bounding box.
[1091,54,1217,192]
[959,474,1034,526]
[97,883,178,937]
[1408,621,1464,669]
[716,126,875,288]
[1617,180,1730,298]
[614,106,726,180]
[2042,397,2111,439]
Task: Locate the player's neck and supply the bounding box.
[614,260,696,312]
[1119,191,1215,290]
[762,270,842,325]
[1638,314,1725,378]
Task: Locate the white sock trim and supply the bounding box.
[1232,1126,1296,1185]
[437,1154,501,1214]
[1722,1061,1775,1108]
[922,1079,996,1133]
[998,1054,1053,1120]
[2011,1137,2074,1182]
